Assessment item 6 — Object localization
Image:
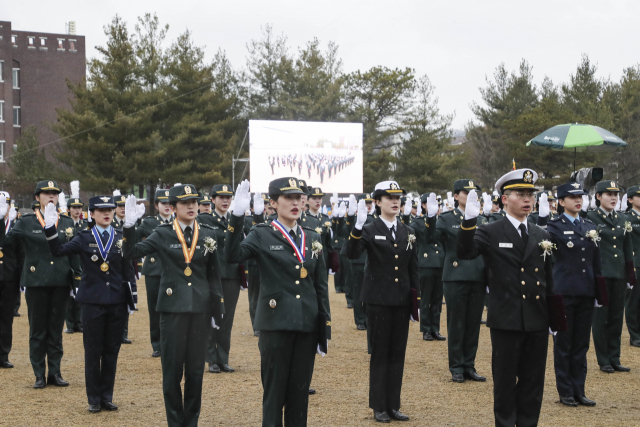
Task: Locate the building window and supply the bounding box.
[0,101,4,122]
[0,142,5,163]
[12,69,19,89]
[13,107,20,127]
[11,35,17,46]
[69,40,76,51]
[40,37,48,50]
[0,61,3,82]
[57,39,65,50]
[28,36,35,46]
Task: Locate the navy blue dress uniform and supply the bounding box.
[0,195,24,369]
[0,180,78,388]
[347,181,418,422]
[135,188,173,357]
[456,169,562,427]
[586,180,636,372]
[123,184,223,427]
[225,178,331,427]
[545,183,602,407]
[64,196,87,334]
[623,185,640,347]
[45,196,136,412]
[198,183,241,373]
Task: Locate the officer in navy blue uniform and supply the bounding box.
[540,183,602,408]
[44,196,137,413]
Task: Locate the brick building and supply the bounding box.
[0,20,85,173]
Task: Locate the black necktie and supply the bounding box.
[289,230,300,246]
[519,223,528,246]
[184,226,192,244]
[101,230,109,245]
[390,225,396,241]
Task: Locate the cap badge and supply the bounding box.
[165,191,169,196]
[48,181,54,188]
[166,288,173,296]
[611,181,616,187]
[524,171,533,183]
[548,191,552,197]
[390,183,398,190]
[185,186,192,194]
[571,183,580,188]
[100,197,110,202]
[75,199,79,203]
[299,181,304,186]
[315,188,320,194]
[222,185,228,192]
[289,178,297,188]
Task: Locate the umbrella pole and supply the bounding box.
[574,148,576,173]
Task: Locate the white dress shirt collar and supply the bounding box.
[506,213,528,235]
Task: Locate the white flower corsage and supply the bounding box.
[315,227,323,234]
[586,229,601,247]
[624,221,633,235]
[407,234,416,250]
[203,237,217,255]
[312,241,323,259]
[324,221,332,229]
[539,240,556,261]
[65,227,74,240]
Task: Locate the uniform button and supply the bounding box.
[106,271,109,275]
[395,267,398,270]
[296,295,300,299]
[188,283,192,286]
[50,261,54,265]
[613,245,616,248]
[613,237,616,240]
[523,295,526,299]
[395,255,398,259]
[395,278,398,282]
[583,269,586,273]
[423,253,428,258]
[521,281,525,285]
[615,254,618,257]
[150,258,155,262]
[335,240,338,243]
[612,228,615,231]
[521,268,524,272]
[435,251,438,254]
[581,237,584,241]
[394,244,398,247]
[582,258,585,262]
[453,261,458,267]
[582,248,585,251]
[537,281,540,285]
[296,265,300,270]
[536,295,540,300]
[295,281,299,284]
[106,282,110,286]
[535,268,539,272]
[435,244,438,247]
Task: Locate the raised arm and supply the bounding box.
[45,226,84,257]
[123,225,162,260]
[226,214,259,264]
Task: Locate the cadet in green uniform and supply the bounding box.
[623,186,640,347]
[0,181,77,388]
[111,193,132,344]
[135,189,173,358]
[198,194,212,214]
[198,184,241,374]
[64,190,86,334]
[528,190,558,225]
[246,193,268,336]
[408,193,445,341]
[588,180,636,373]
[304,187,334,274]
[487,193,506,223]
[123,186,223,427]
[428,180,487,383]
[226,178,330,427]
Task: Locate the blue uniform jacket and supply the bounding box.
[547,215,602,297]
[45,225,137,308]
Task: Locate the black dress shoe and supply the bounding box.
[347,303,354,309]
[75,326,84,333]
[575,395,596,406]
[64,329,74,334]
[357,324,366,330]
[308,388,316,395]
[452,373,465,383]
[88,404,101,413]
[464,370,486,382]
[480,319,487,325]
[220,364,235,373]
[208,363,220,373]
[254,331,260,337]
[388,409,409,421]
[433,332,446,341]
[47,374,69,387]
[423,332,433,341]
[151,351,161,358]
[373,410,391,423]
[122,338,132,344]
[559,396,578,407]
[335,288,344,293]
[34,376,46,389]
[631,339,640,347]
[13,312,20,317]
[0,361,13,368]
[612,364,630,372]
[600,365,614,373]
[101,401,118,411]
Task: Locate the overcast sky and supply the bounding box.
[5,0,639,129]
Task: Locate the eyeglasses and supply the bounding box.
[512,191,535,199]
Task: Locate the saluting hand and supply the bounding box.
[427,193,438,218]
[8,206,17,222]
[622,194,628,211]
[348,194,357,216]
[0,197,7,219]
[464,190,480,220]
[233,180,251,217]
[403,195,413,216]
[253,192,264,216]
[538,193,550,218]
[416,199,422,217]
[135,203,146,220]
[124,195,138,226]
[355,199,368,229]
[582,195,589,212]
[482,193,492,216]
[44,202,58,228]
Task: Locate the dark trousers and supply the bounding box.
[333,251,344,292]
[206,279,240,366]
[367,304,410,412]
[160,311,208,427]
[553,295,594,398]
[351,264,367,326]
[65,295,82,331]
[145,276,162,353]
[592,278,626,366]
[259,330,317,427]
[122,313,129,340]
[14,290,21,314]
[0,280,19,363]
[82,303,127,405]
[443,281,485,374]
[625,271,640,342]
[491,328,548,427]
[419,268,443,334]
[344,260,357,306]
[25,286,69,377]
[247,265,260,330]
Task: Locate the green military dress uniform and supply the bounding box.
[225,177,330,427]
[623,185,640,347]
[332,212,347,293]
[112,195,133,343]
[302,187,334,271]
[430,179,487,378]
[587,180,636,368]
[136,189,173,356]
[0,181,77,383]
[198,183,241,371]
[244,198,264,332]
[528,190,559,226]
[123,184,223,427]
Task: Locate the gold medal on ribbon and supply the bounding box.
[300,266,308,278]
[101,262,109,272]
[174,220,199,277]
[0,251,4,258]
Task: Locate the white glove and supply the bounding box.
[135,202,146,220]
[355,199,368,229]
[87,210,92,222]
[415,199,422,217]
[590,195,596,210]
[124,195,138,226]
[628,282,633,290]
[427,193,438,218]
[581,195,589,212]
[330,192,338,207]
[232,180,251,217]
[44,202,58,228]
[538,193,549,218]
[403,195,413,216]
[316,340,328,356]
[211,317,220,330]
[338,202,347,217]
[621,194,628,211]
[464,190,480,220]
[446,191,454,210]
[549,327,557,336]
[482,193,492,216]
[58,192,67,214]
[8,206,17,222]
[322,205,328,216]
[0,197,7,219]
[595,300,603,308]
[348,194,357,216]
[615,197,621,211]
[253,193,264,216]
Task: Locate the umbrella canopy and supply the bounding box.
[526,123,627,151]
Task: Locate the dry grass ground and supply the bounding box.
[1,277,640,426]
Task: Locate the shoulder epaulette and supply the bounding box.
[301,225,320,234]
[158,223,173,228]
[22,213,35,217]
[549,216,561,222]
[583,218,595,225]
[199,223,215,231]
[255,223,270,228]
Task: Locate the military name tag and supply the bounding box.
[169,244,182,249]
[32,230,43,234]
[564,231,574,235]
[89,243,98,247]
[452,225,460,229]
[269,245,284,251]
[499,243,513,248]
[375,235,386,240]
